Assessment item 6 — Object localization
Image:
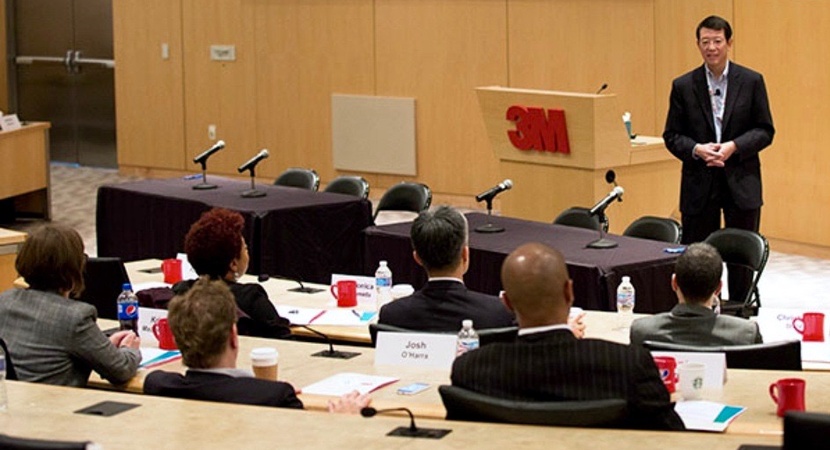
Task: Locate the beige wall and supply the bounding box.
[113,0,830,248]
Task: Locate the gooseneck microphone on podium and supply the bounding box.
[361,407,451,439]
[191,140,225,190]
[474,179,513,234]
[237,149,269,198]
[299,325,361,359]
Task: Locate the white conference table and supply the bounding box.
[4,381,782,450]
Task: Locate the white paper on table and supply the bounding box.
[276,306,326,325]
[650,351,726,390]
[312,308,376,326]
[302,372,399,396]
[139,347,181,369]
[674,400,746,432]
[177,253,199,280]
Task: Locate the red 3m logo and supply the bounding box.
[506,106,570,154]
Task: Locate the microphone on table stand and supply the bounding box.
[298,325,361,359]
[360,407,451,439]
[586,170,623,249]
[474,179,513,234]
[237,149,269,198]
[258,273,325,294]
[191,140,225,190]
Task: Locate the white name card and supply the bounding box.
[0,114,21,131]
[138,307,169,348]
[375,332,457,369]
[331,273,376,305]
[652,351,726,390]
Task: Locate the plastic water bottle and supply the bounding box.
[0,346,7,412]
[616,276,635,314]
[456,320,479,356]
[375,260,393,310]
[117,283,140,334]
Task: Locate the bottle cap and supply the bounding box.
[622,276,630,283]
[462,319,473,328]
[380,260,388,266]
[122,282,133,291]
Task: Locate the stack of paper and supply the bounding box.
[302,372,399,396]
[139,348,182,369]
[675,400,746,432]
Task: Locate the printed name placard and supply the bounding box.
[331,273,376,305]
[375,332,457,369]
[757,307,830,362]
[138,307,169,347]
[0,114,21,131]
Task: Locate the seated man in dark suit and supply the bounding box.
[145,279,369,412]
[378,206,515,332]
[451,243,684,431]
[630,243,762,347]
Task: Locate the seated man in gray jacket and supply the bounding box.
[630,243,762,347]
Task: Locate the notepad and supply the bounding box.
[302,372,399,396]
[675,400,746,432]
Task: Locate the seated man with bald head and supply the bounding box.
[450,243,684,431]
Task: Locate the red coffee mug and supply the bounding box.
[793,312,825,342]
[653,356,678,393]
[161,258,183,284]
[152,318,178,350]
[769,378,806,417]
[330,280,358,307]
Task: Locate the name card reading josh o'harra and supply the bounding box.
[374,332,457,369]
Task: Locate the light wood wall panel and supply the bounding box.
[253,0,375,181]
[113,0,185,169]
[181,0,257,175]
[653,1,732,134]
[0,0,7,112]
[374,0,507,195]
[509,0,657,137]
[736,0,830,246]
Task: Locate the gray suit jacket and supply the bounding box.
[0,288,141,386]
[629,303,762,347]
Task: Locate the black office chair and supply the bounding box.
[368,323,413,347]
[439,385,628,427]
[623,216,682,244]
[642,340,802,371]
[784,411,830,450]
[704,228,769,317]
[553,207,603,232]
[0,337,18,381]
[0,434,92,450]
[323,176,370,199]
[273,167,321,191]
[77,257,131,320]
[373,182,432,222]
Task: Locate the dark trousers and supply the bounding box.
[681,172,761,306]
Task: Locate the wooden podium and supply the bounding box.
[476,86,679,234]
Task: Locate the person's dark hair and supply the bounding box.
[168,278,236,369]
[696,15,732,41]
[16,224,85,295]
[410,206,467,272]
[674,243,723,304]
[184,208,244,278]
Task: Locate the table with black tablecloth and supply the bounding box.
[96,177,373,284]
[363,213,681,313]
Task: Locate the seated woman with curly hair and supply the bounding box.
[172,208,291,339]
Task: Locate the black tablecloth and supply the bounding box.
[362,213,681,313]
[97,177,373,284]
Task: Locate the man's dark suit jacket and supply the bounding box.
[451,329,685,431]
[378,280,515,332]
[144,370,303,409]
[663,62,775,215]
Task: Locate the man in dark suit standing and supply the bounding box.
[378,206,516,332]
[663,15,774,305]
[451,243,684,431]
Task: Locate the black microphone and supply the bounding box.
[714,89,722,96]
[237,149,269,173]
[596,83,608,94]
[298,325,360,359]
[361,407,451,439]
[193,140,225,164]
[588,186,625,216]
[475,179,513,202]
[260,273,325,294]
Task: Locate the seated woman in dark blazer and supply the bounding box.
[172,208,291,339]
[0,224,141,386]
